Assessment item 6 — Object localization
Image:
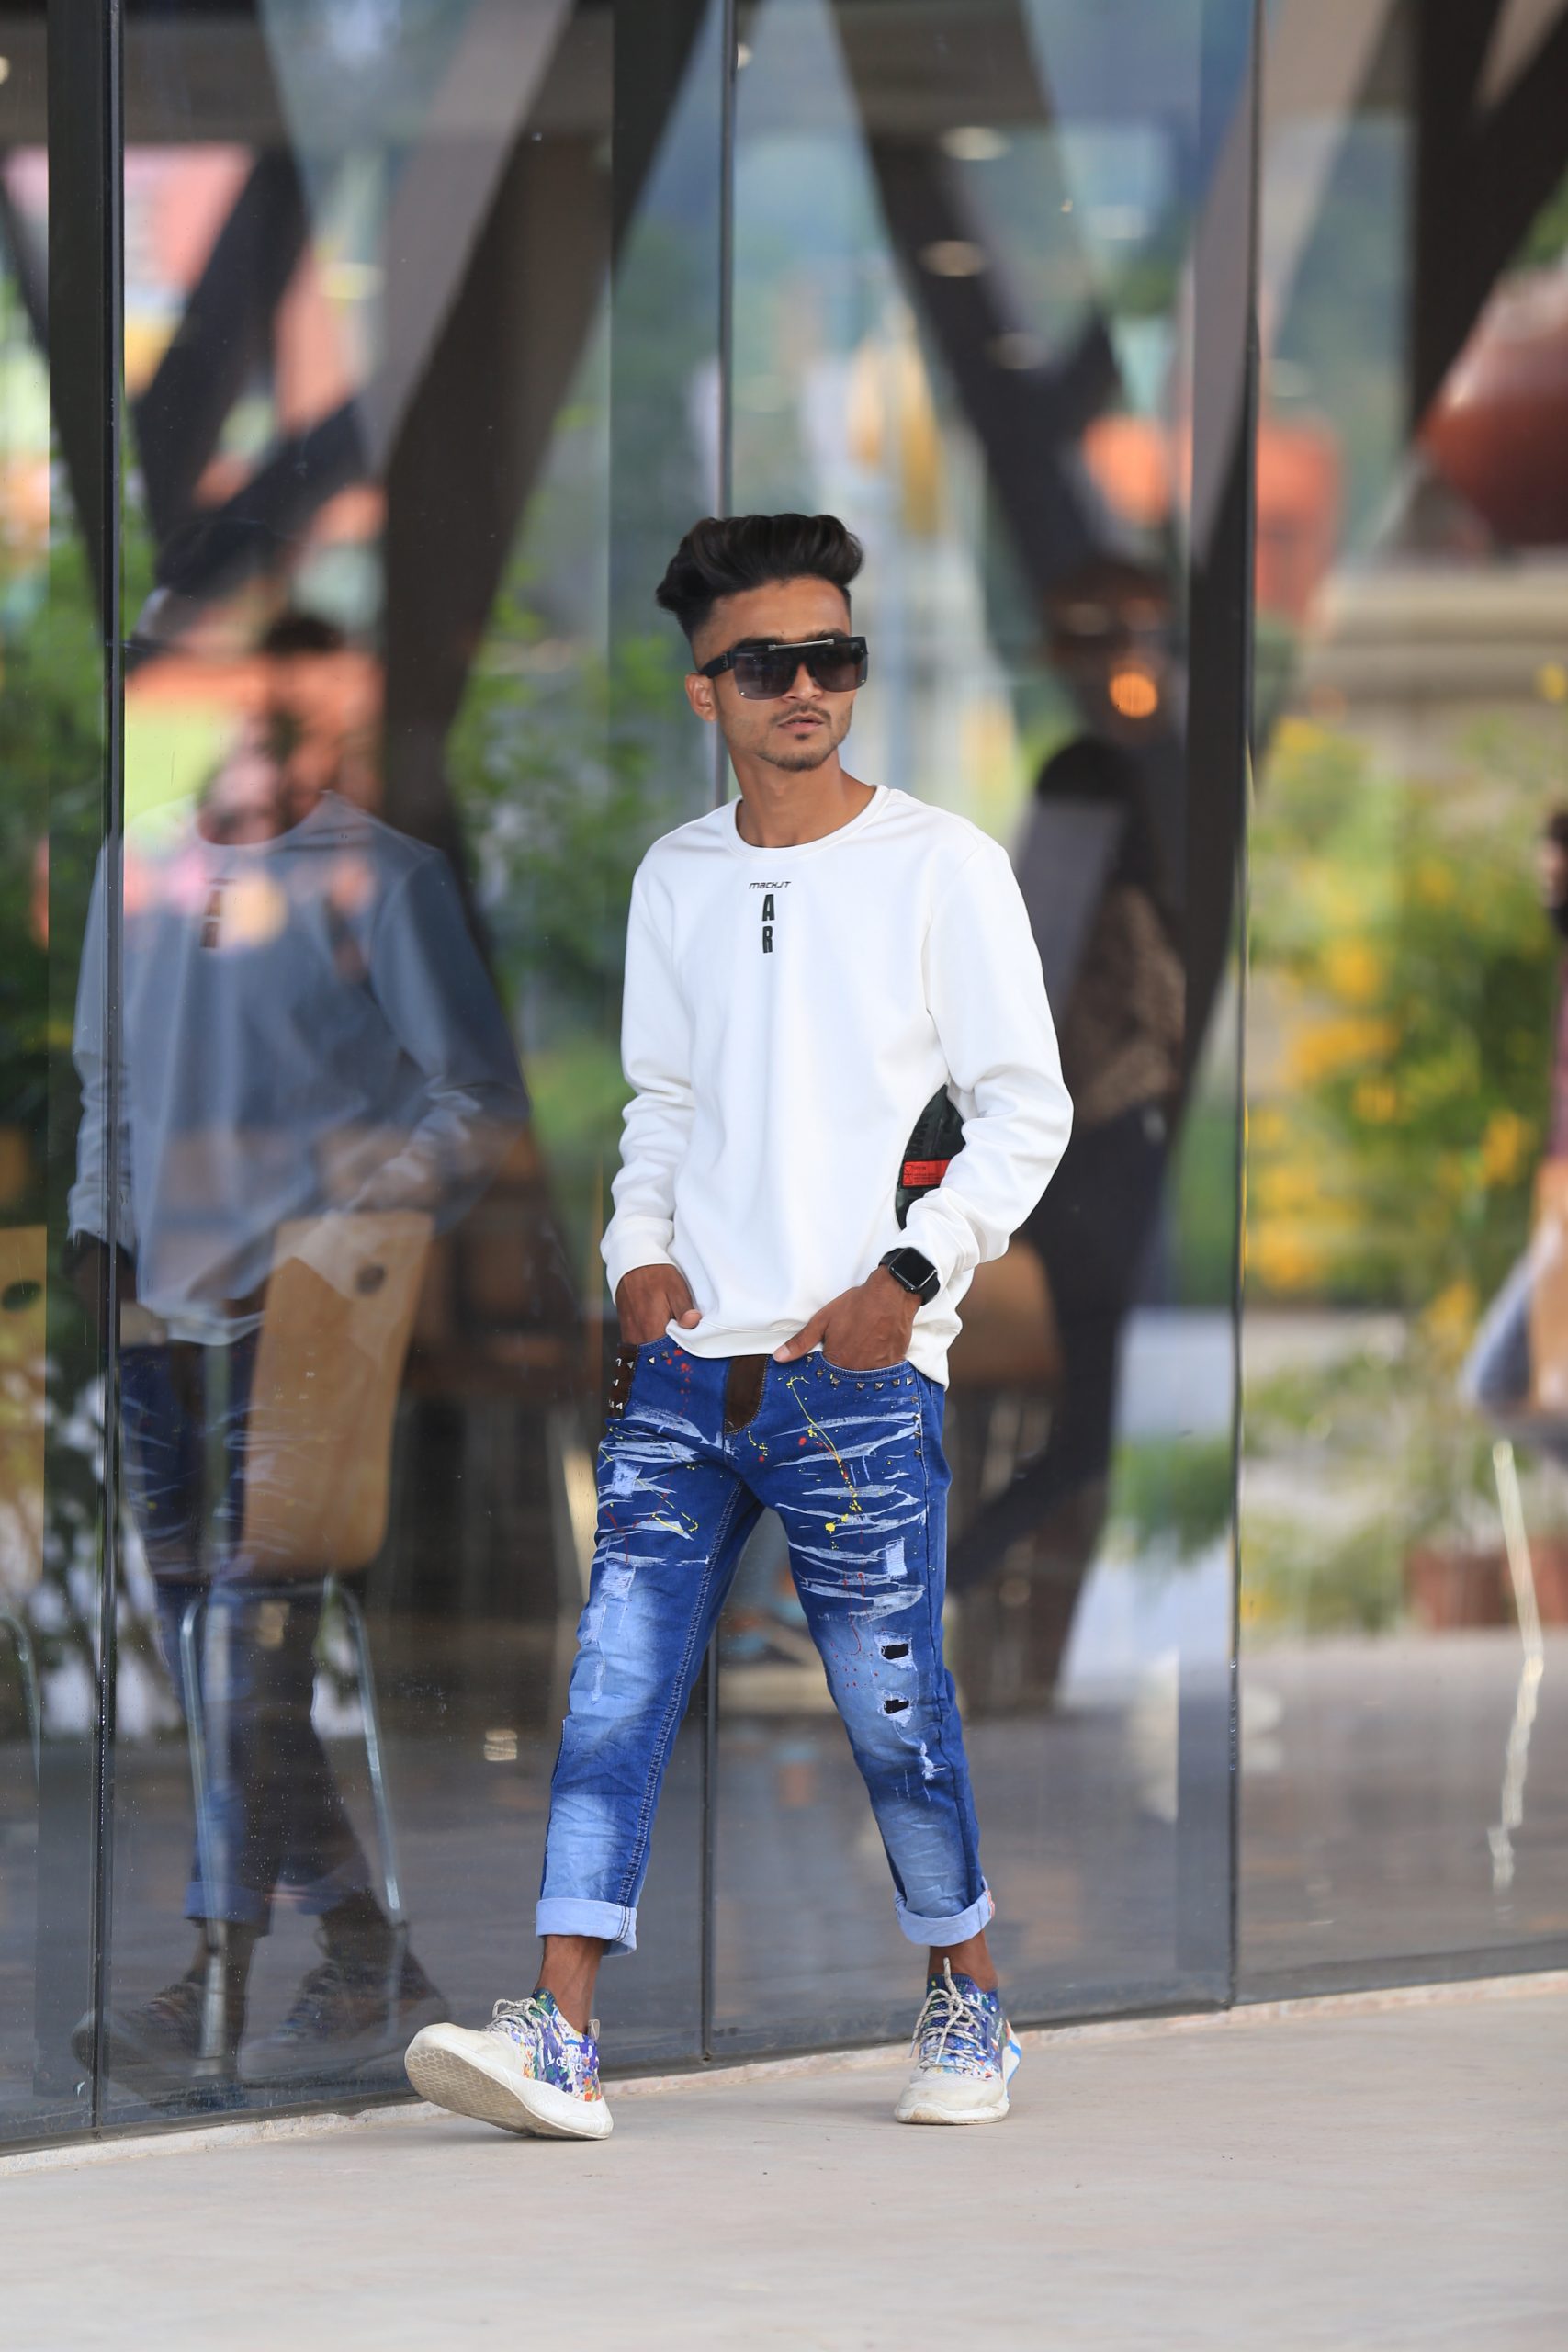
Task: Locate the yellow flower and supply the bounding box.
[1352,1078,1401,1124]
[1322,940,1383,1004]
[1287,1015,1399,1086]
[1423,1279,1479,1363]
[1479,1110,1531,1189]
[1248,1106,1287,1149]
[1413,859,1456,908]
[1249,1221,1327,1292]
[1271,716,1329,762]
[1255,1162,1319,1213]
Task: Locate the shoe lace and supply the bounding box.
[487,1994,547,2042]
[912,1961,992,2069]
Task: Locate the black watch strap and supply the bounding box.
[879,1247,941,1305]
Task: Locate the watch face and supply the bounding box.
[885,1248,939,1298]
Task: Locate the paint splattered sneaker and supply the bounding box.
[404,1990,612,2140]
[894,1960,1021,2125]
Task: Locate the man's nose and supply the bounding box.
[788,662,824,698]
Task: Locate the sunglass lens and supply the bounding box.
[729,640,869,698]
[805,646,866,692]
[732,650,798,699]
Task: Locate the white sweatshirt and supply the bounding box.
[601,784,1072,1383]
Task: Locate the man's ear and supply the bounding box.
[684,671,717,726]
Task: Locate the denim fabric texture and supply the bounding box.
[538,1340,991,1954]
[119,1340,376,1929]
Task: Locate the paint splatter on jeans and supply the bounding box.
[538,1342,991,1954]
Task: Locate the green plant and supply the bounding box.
[1248,718,1557,1312]
[1110,1433,1235,1563]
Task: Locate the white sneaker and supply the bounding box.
[405,1991,613,2140]
[894,1961,1021,2125]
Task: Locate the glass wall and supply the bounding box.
[6,0,1561,2154]
[1241,1,1568,1990]
[711,0,1249,2051]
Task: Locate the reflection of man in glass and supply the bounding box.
[407,514,1072,2138]
[949,561,1184,1702]
[66,614,529,2094]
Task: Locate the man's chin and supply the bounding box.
[761,740,836,775]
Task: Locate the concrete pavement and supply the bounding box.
[4,1979,1566,2351]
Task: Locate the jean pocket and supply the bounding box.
[817,1350,915,1378]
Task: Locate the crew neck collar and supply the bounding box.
[195,790,350,859]
[723,783,887,858]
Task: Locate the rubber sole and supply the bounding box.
[894,2091,1011,2125]
[404,2029,613,2141]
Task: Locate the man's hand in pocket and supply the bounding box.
[773,1269,917,1370]
[615,1263,702,1346]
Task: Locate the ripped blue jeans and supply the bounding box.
[538,1340,992,1955]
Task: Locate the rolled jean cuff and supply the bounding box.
[894,1881,994,1948]
[536,1896,638,1957]
[185,1879,273,1932]
[288,1854,376,1919]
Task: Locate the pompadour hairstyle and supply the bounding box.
[655,513,863,643]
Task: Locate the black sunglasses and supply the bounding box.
[698,635,869,700]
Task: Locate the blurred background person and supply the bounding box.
[949,562,1184,1703]
[65,614,529,2093]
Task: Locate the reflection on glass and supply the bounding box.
[72,617,526,2094]
[1,22,113,2138]
[1243,13,1568,1988]
[716,0,1247,2048]
[951,558,1186,1706]
[78,0,725,2120]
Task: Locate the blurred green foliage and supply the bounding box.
[1248,718,1558,1312]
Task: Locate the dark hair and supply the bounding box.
[257,609,347,660]
[1544,808,1568,854]
[656,513,863,642]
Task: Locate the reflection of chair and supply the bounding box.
[944,1238,1073,1713]
[179,1213,432,2065]
[240,1213,434,1575]
[179,1575,405,1930]
[946,1235,1063,1517]
[0,1227,47,1785]
[399,1136,596,1727]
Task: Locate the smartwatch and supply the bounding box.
[879,1246,941,1306]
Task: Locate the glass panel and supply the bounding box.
[94,0,724,2124]
[0,14,112,2144]
[714,0,1252,2052]
[1243,6,1568,1988]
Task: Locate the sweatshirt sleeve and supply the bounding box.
[601,860,694,1299]
[900,835,1074,1287]
[353,850,531,1227]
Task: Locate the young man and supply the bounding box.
[407,513,1071,2139]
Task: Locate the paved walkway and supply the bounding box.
[5,1982,1566,2350]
